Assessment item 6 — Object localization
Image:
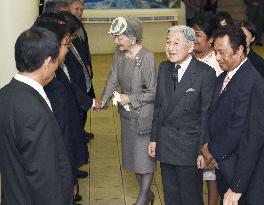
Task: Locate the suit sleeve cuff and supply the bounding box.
[129,94,141,109]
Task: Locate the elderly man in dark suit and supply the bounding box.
[201,25,263,205]
[0,27,72,205]
[148,25,216,205]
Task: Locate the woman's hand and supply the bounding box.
[100,100,107,109]
[120,94,130,106]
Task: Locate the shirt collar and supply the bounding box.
[14,73,50,105]
[227,57,247,79]
[177,55,192,70]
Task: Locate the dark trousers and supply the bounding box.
[216,169,250,205]
[160,163,203,205]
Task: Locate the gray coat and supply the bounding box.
[102,48,158,135]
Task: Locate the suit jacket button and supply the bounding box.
[176,127,180,130]
[161,123,166,127]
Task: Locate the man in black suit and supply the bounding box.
[201,25,263,205]
[0,27,72,204]
[66,0,96,142]
[238,20,264,78]
[33,13,93,203]
[66,0,95,98]
[223,79,264,205]
[148,25,216,205]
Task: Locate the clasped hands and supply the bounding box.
[198,144,242,205]
[197,143,219,170]
[92,94,130,111]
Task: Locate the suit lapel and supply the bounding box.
[163,58,197,121]
[165,61,174,98]
[209,60,249,113]
[209,73,226,113]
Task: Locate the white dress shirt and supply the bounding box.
[176,55,192,82]
[227,58,247,80]
[14,73,53,111]
[62,64,71,82]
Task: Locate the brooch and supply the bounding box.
[135,57,142,66]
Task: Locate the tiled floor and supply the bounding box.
[1,48,264,204]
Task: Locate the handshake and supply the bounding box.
[92,98,106,111]
[92,91,130,111]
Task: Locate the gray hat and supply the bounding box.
[109,16,143,43]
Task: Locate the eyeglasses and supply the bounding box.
[72,33,79,39]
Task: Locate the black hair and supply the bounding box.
[15,27,59,72]
[213,25,247,55]
[34,13,68,42]
[59,11,81,34]
[191,13,217,38]
[43,1,65,13]
[216,11,234,27]
[238,20,256,38]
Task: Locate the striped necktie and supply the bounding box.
[172,64,181,90]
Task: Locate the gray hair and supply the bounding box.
[123,16,143,43]
[43,1,65,13]
[168,25,196,44]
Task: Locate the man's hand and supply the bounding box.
[201,143,219,169]
[148,142,156,157]
[223,189,242,205]
[120,94,129,106]
[93,98,102,111]
[197,155,205,169]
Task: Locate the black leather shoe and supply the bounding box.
[84,131,94,142]
[77,169,88,178]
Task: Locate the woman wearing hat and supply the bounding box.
[101,16,157,205]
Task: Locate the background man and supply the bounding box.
[223,78,264,205]
[244,0,264,46]
[65,0,96,143]
[238,20,264,78]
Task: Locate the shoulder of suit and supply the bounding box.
[0,81,47,114]
[242,59,261,78]
[230,60,262,85]
[248,50,264,66]
[159,60,171,67]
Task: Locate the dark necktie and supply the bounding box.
[172,64,181,90]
